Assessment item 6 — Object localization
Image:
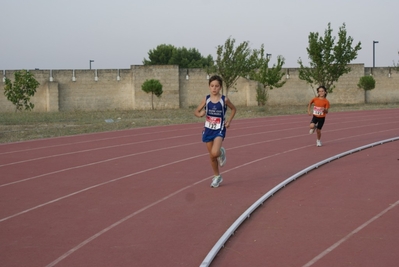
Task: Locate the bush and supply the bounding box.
[357,75,376,91]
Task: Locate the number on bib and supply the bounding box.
[313,106,324,116]
[205,116,221,130]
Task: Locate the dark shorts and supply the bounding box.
[310,116,326,129]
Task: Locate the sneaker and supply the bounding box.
[309,126,316,134]
[211,175,223,188]
[316,140,322,147]
[217,147,226,167]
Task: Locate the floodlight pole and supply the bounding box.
[373,41,378,67]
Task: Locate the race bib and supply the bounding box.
[205,116,221,130]
[313,106,324,116]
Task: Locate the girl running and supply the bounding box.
[194,75,236,187]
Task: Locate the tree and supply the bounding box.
[298,23,362,93]
[141,79,163,110]
[4,70,40,112]
[357,75,376,103]
[143,44,213,68]
[143,44,175,65]
[207,37,258,96]
[169,47,213,68]
[250,45,286,106]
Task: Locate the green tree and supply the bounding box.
[208,37,258,96]
[143,44,175,65]
[169,47,213,68]
[298,23,362,93]
[250,46,286,105]
[357,75,376,103]
[141,79,163,110]
[143,44,213,68]
[4,70,40,112]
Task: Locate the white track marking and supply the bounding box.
[200,138,399,267]
[1,121,396,168]
[0,154,205,222]
[2,127,395,188]
[302,200,399,267]
[0,124,201,155]
[0,134,197,167]
[1,111,395,155]
[0,141,198,187]
[44,176,212,267]
[42,145,328,267]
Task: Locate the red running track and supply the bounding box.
[0,108,398,267]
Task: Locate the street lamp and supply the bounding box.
[266,53,272,59]
[373,41,378,67]
[89,60,94,70]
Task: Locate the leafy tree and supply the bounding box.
[298,23,362,93]
[4,70,40,112]
[250,46,286,105]
[208,37,258,96]
[143,44,213,68]
[169,47,213,68]
[357,75,376,103]
[143,44,175,65]
[141,79,163,110]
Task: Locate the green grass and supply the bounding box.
[0,103,397,144]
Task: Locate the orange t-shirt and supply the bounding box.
[310,97,330,118]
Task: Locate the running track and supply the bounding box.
[1,108,398,267]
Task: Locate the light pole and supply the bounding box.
[89,60,94,70]
[373,41,378,67]
[266,53,272,59]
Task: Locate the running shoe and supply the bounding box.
[217,147,226,167]
[309,126,316,134]
[317,140,322,147]
[211,175,223,188]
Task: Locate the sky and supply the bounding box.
[1,0,398,70]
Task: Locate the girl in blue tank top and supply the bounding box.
[194,75,236,188]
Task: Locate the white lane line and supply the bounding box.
[200,138,399,267]
[0,153,205,223]
[0,142,199,187]
[0,133,196,167]
[0,123,201,155]
[42,145,320,267]
[302,199,399,267]
[1,111,396,155]
[1,139,313,221]
[44,176,211,267]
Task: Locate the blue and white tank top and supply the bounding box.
[203,94,227,134]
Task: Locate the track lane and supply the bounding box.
[0,108,398,266]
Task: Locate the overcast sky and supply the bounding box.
[1,0,398,70]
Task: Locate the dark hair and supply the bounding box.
[317,85,327,96]
[208,75,223,87]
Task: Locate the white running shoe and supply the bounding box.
[211,175,223,188]
[217,147,226,167]
[316,140,322,147]
[309,126,316,134]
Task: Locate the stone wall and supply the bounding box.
[0,64,398,112]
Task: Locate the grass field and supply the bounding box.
[0,103,398,144]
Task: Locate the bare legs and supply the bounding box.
[206,137,223,176]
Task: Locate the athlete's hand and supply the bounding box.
[197,110,205,117]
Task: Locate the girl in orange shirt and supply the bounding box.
[307,86,330,147]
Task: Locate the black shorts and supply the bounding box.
[310,116,326,129]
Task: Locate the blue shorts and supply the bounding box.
[202,130,225,143]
